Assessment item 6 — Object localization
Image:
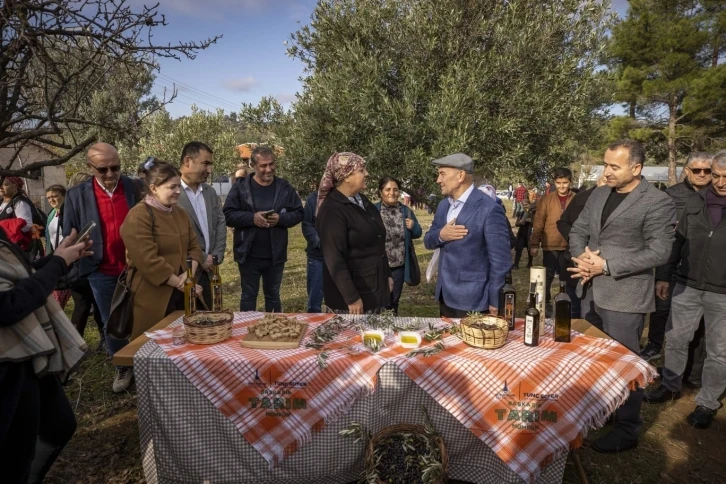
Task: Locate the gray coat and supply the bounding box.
[177,183,226,264]
[569,178,676,313]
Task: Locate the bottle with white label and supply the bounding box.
[524,282,540,347]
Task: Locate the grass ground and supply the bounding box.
[47,200,725,484]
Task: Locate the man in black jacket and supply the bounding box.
[223,146,303,312]
[644,153,726,430]
[640,152,712,372]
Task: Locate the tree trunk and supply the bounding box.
[629,101,636,119]
[713,36,721,68]
[667,96,678,185]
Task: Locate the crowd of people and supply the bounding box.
[1,137,725,481]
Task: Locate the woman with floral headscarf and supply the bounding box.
[315,152,393,314]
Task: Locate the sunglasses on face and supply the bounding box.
[690,168,711,175]
[88,163,121,175]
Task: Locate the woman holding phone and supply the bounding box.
[120,159,204,340]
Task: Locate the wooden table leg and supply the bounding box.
[570,449,589,484]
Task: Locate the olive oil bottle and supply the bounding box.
[184,257,196,317]
[211,255,223,311]
[498,271,516,330]
[524,282,540,347]
[554,281,572,342]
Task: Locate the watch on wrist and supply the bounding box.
[602,260,610,276]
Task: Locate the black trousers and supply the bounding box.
[542,250,563,304]
[196,270,213,310]
[387,266,405,315]
[69,277,104,339]
[239,258,285,312]
[594,304,645,442]
[0,362,77,484]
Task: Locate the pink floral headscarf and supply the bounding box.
[316,152,366,214]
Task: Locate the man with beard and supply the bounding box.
[568,140,675,453]
[178,141,227,309]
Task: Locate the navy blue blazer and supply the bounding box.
[424,187,511,312]
[62,176,140,276]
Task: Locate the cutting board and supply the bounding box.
[240,323,308,350]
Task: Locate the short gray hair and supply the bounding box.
[713,150,726,169]
[686,151,712,166]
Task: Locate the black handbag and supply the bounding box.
[106,267,135,340]
[406,240,421,286]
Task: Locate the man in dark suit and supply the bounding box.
[569,139,676,453]
[63,142,142,393]
[177,142,227,309]
[424,153,511,317]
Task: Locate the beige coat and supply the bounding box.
[120,203,204,340]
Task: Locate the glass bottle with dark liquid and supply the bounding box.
[184,257,196,317]
[524,282,540,347]
[211,255,223,311]
[554,281,572,342]
[498,271,516,330]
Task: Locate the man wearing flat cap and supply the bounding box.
[424,153,512,317]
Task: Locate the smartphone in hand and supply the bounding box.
[72,221,96,245]
[263,210,275,219]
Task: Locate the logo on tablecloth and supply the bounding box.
[489,380,560,433]
[247,367,310,417]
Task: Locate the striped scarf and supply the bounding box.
[0,241,88,379]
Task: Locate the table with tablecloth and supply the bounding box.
[134,312,655,484]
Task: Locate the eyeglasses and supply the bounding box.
[689,168,711,175]
[88,162,121,175]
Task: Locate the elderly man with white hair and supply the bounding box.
[640,152,714,372]
[645,151,726,430]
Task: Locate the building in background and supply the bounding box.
[0,142,67,211]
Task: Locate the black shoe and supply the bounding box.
[687,406,716,429]
[644,384,681,404]
[639,343,661,361]
[591,432,638,454]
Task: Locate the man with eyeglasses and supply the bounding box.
[63,142,143,393]
[645,151,726,430]
[640,153,712,383]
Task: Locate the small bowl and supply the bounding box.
[362,329,385,343]
[398,331,422,349]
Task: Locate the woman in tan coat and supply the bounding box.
[120,159,204,340]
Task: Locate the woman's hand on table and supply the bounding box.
[405,218,414,230]
[348,299,364,314]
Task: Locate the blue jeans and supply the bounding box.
[87,271,129,365]
[306,257,324,313]
[239,258,285,312]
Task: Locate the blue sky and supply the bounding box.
[145,0,630,118]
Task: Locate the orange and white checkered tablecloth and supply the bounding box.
[147,314,655,483]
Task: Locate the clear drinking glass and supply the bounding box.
[172,326,185,346]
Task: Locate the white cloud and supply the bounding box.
[275,92,297,104]
[222,77,258,92]
[128,0,303,17]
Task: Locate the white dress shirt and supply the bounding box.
[95,177,119,198]
[181,180,210,253]
[446,183,475,223]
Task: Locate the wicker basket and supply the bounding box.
[459,314,509,349]
[183,311,233,345]
[366,423,448,484]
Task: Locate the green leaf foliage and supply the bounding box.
[279,0,613,196]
